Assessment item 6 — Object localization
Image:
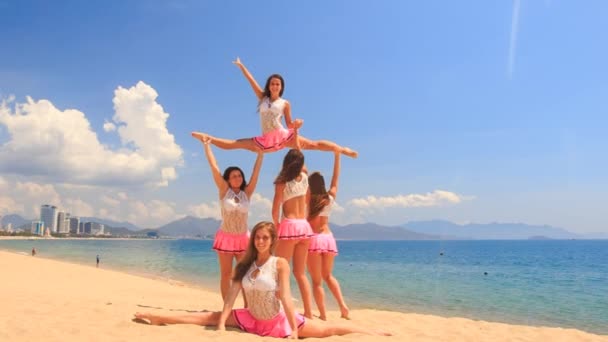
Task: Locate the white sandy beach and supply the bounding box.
[0,250,606,342]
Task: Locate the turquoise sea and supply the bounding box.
[1,239,606,335]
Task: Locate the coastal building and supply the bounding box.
[91,222,105,235]
[69,217,80,234]
[40,205,58,233]
[31,221,45,236]
[57,212,71,234]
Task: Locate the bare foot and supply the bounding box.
[134,312,166,326]
[340,306,350,320]
[342,147,358,158]
[316,314,327,321]
[191,132,210,143]
[304,312,314,319]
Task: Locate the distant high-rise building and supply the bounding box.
[69,217,80,234]
[82,222,105,235]
[57,212,70,234]
[79,222,85,234]
[31,221,45,236]
[0,214,3,230]
[40,205,58,233]
[83,222,92,235]
[5,223,13,233]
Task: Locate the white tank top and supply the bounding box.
[242,256,281,320]
[318,195,334,217]
[220,189,249,234]
[283,172,308,202]
[258,97,287,134]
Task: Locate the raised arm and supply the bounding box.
[328,152,341,198]
[233,57,264,100]
[272,183,285,228]
[283,101,303,130]
[217,280,242,330]
[202,140,228,195]
[277,257,298,339]
[245,151,264,198]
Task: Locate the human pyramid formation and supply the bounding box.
[135,58,389,339]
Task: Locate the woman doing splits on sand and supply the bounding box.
[134,222,390,338]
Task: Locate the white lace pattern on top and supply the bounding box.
[220,189,249,234]
[318,195,334,217]
[258,97,287,134]
[242,256,281,320]
[283,172,308,202]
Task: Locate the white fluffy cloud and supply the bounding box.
[0,81,183,188]
[349,190,468,209]
[186,192,274,224]
[249,193,273,222]
[103,121,116,132]
[188,201,221,220]
[0,176,180,227]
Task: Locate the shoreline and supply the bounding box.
[1,249,606,341]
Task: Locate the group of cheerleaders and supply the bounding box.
[134,58,390,339]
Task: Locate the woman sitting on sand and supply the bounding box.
[134,221,390,339]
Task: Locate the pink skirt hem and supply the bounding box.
[232,309,305,338]
[212,229,249,254]
[253,127,295,152]
[308,232,338,255]
[278,218,313,240]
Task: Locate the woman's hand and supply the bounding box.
[293,118,303,129]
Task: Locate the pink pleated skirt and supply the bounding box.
[212,229,249,254]
[308,232,338,255]
[278,218,314,240]
[232,309,305,338]
[253,127,295,152]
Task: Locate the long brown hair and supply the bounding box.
[233,221,278,282]
[257,74,285,110]
[308,172,330,219]
[274,149,304,184]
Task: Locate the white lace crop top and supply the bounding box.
[241,256,281,320]
[258,97,287,134]
[283,172,308,202]
[318,195,334,217]
[220,188,249,234]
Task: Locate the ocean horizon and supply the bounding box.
[1,239,606,335]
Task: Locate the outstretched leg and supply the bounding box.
[298,318,392,337]
[192,132,261,153]
[292,136,358,158]
[133,310,237,327]
[322,254,349,319]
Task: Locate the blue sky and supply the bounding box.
[0,0,606,233]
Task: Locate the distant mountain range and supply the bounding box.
[3,213,607,240]
[400,220,593,240]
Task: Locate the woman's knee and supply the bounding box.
[322,271,333,282]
